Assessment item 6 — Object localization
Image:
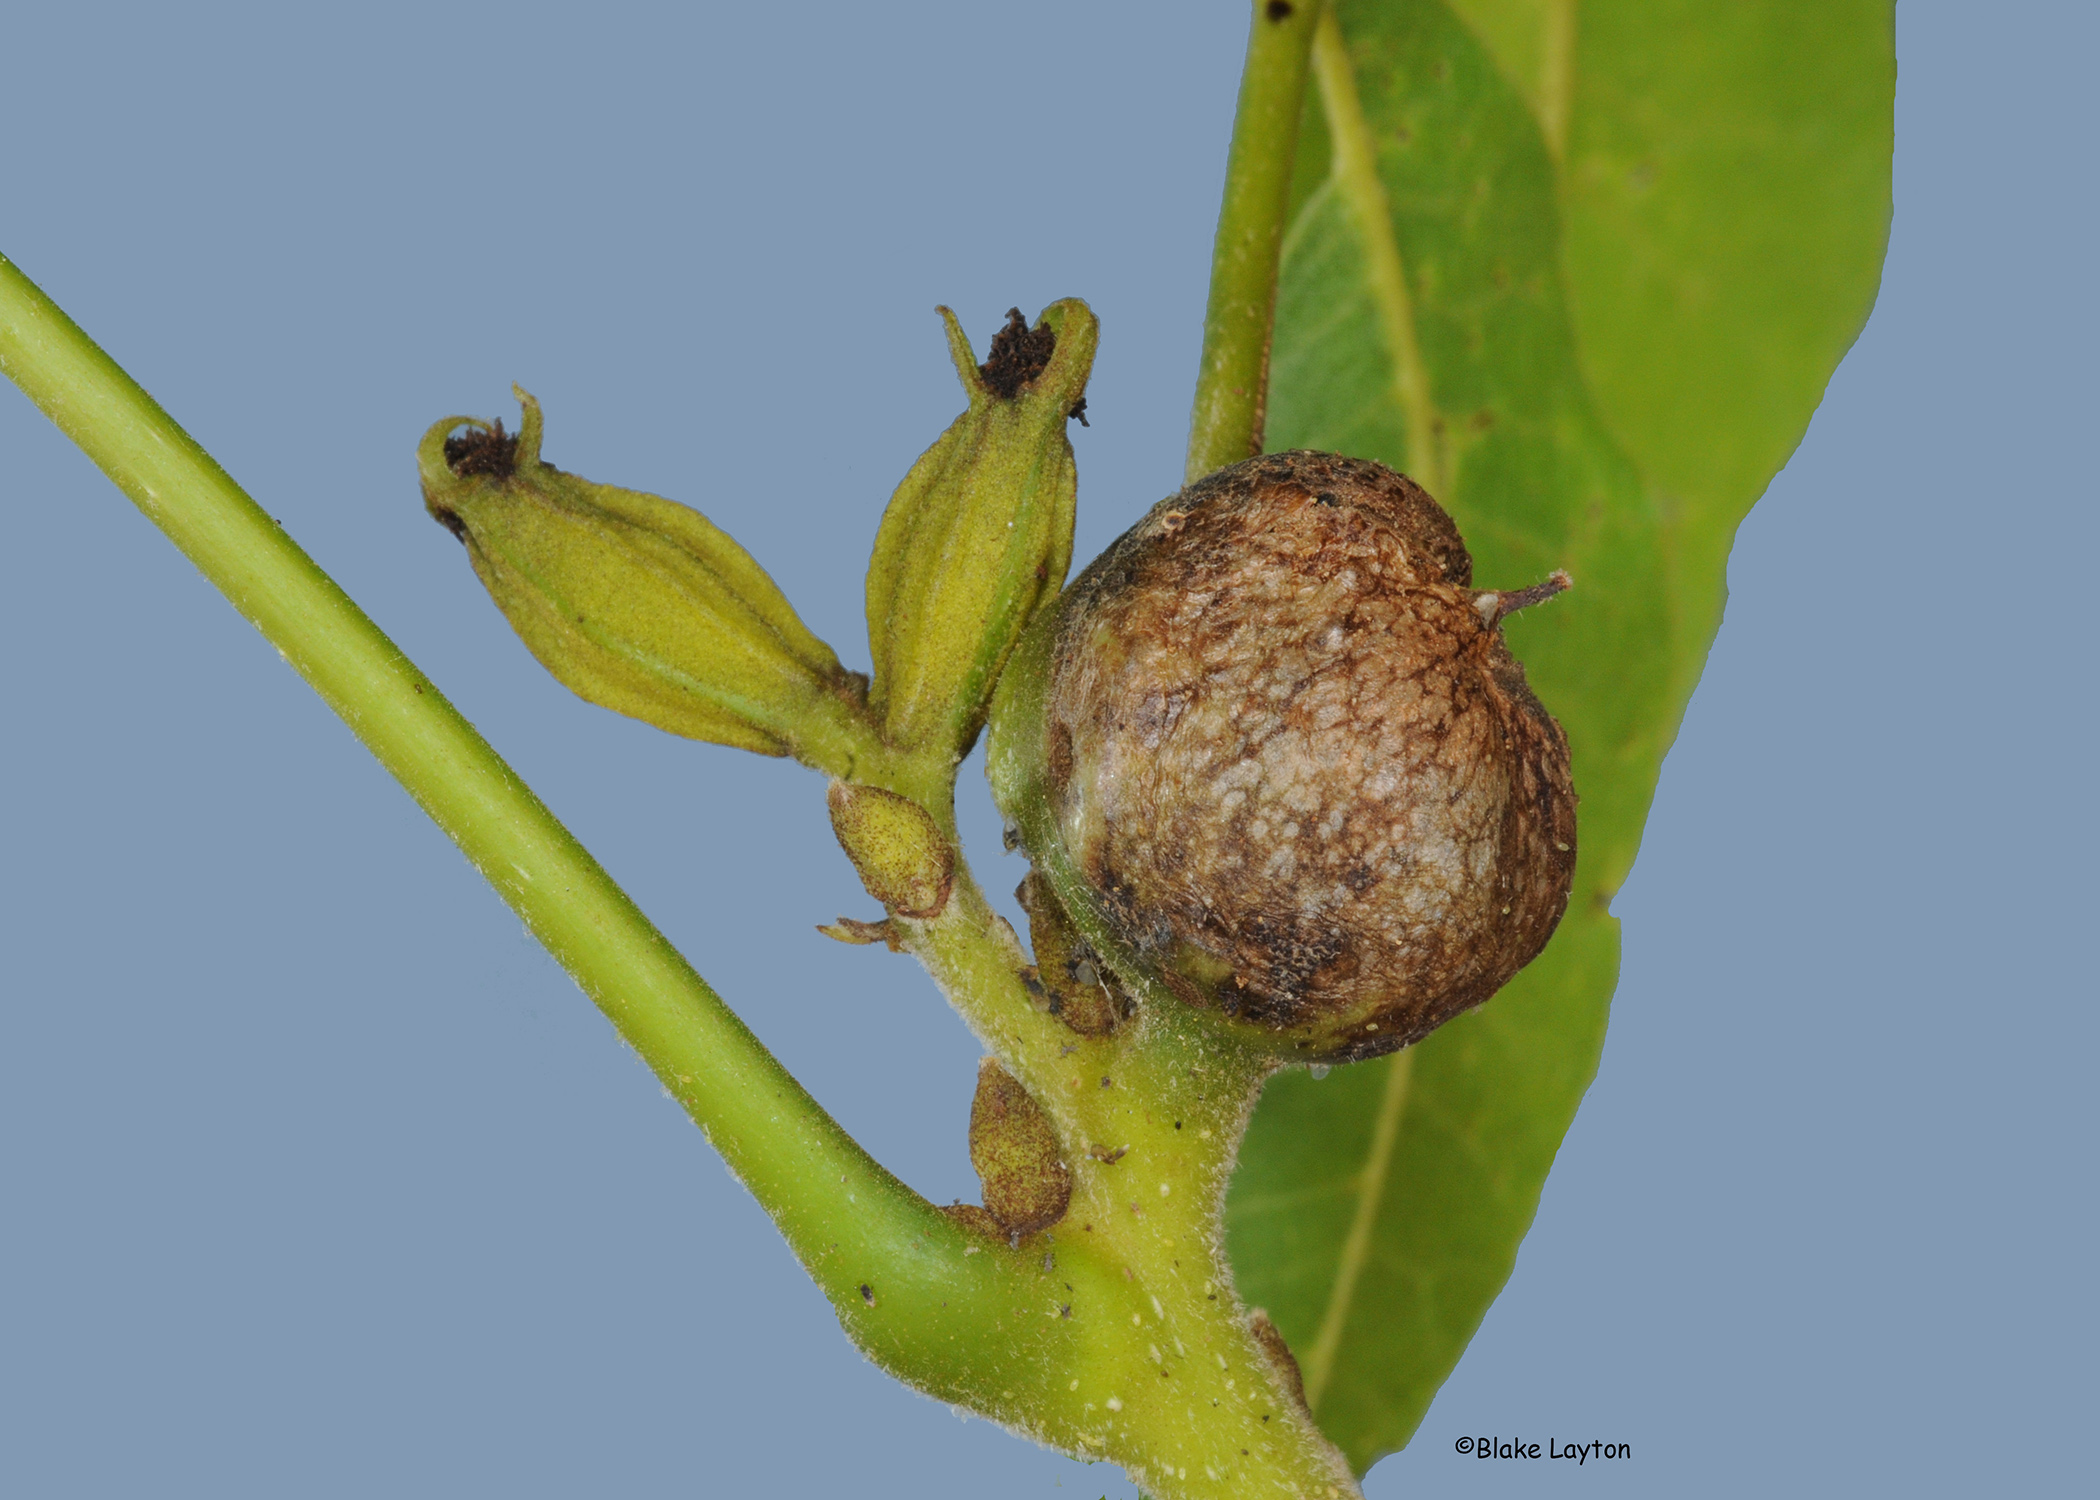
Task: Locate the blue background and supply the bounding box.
[1,3,2090,1495]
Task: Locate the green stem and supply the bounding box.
[1185,0,1324,481]
[0,250,1360,1494]
[878,802,1361,1497]
[0,248,1019,1340]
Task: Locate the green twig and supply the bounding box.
[0,249,1005,1331]
[1185,0,1324,481]
[1,242,1366,1495]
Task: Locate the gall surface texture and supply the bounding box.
[1031,452,1576,1061]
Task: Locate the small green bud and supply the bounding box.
[967,1058,1072,1239]
[826,781,953,920]
[421,389,868,770]
[865,301,1098,762]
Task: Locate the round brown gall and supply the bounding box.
[994,451,1576,1062]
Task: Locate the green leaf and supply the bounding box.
[1224,0,1891,1474]
[1555,0,1895,703]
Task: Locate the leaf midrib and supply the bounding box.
[1310,8,1446,499]
[1539,0,1577,160]
[1300,1048,1415,1409]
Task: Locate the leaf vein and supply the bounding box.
[1299,1047,1414,1410]
[1312,10,1447,498]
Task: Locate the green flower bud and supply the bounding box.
[967,1058,1072,1239]
[826,780,954,920]
[865,301,1097,762]
[421,389,869,771]
[987,451,1577,1064]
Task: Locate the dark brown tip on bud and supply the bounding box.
[1474,569,1572,626]
[444,420,518,480]
[979,307,1058,399]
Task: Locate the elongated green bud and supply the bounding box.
[866,301,1097,762]
[421,389,871,772]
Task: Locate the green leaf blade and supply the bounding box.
[1559,0,1895,704]
[1562,0,1896,520]
[1226,0,1891,1474]
[1269,182,1416,469]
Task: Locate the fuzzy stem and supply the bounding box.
[885,815,1362,1498]
[1185,0,1325,482]
[1,248,1362,1495]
